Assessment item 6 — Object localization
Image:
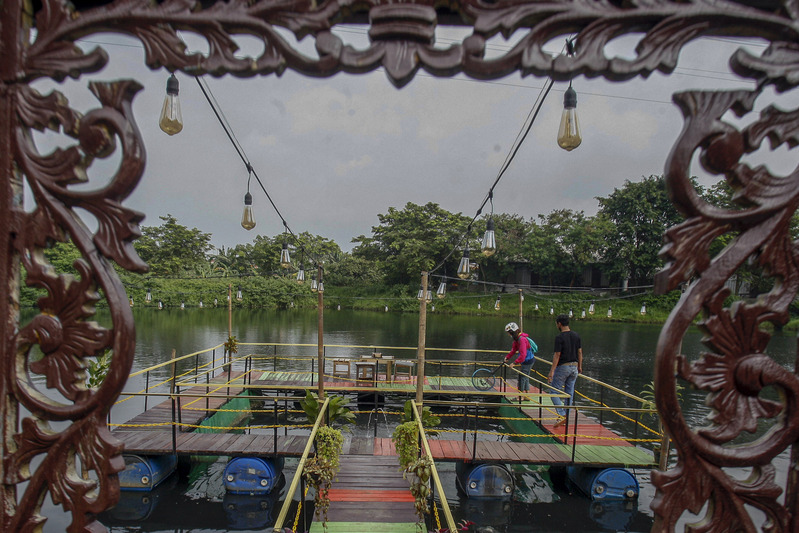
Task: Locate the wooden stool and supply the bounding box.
[355,361,377,383]
[394,360,414,380]
[332,359,351,379]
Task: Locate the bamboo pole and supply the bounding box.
[317,265,325,399]
[518,288,524,331]
[415,271,428,405]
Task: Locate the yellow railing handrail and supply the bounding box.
[129,343,225,377]
[411,401,457,533]
[129,342,650,407]
[272,396,330,533]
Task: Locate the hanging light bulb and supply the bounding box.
[534,303,539,311]
[310,277,318,292]
[385,305,388,312]
[318,281,324,293]
[457,248,471,279]
[417,286,425,301]
[640,303,647,315]
[494,298,501,311]
[426,289,433,303]
[589,302,595,315]
[569,308,573,318]
[482,218,496,257]
[214,297,218,307]
[129,298,134,307]
[581,308,586,318]
[337,304,341,311]
[145,288,152,303]
[158,73,183,135]
[290,301,295,308]
[296,264,305,284]
[180,300,185,310]
[478,302,482,310]
[241,191,256,230]
[236,286,243,300]
[280,240,291,269]
[158,300,163,310]
[557,83,582,151]
[607,306,613,318]
[549,306,554,315]
[431,304,435,312]
[199,299,204,308]
[436,281,447,299]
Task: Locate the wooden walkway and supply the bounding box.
[116,370,247,432]
[309,455,418,532]
[113,433,653,468]
[114,369,654,468]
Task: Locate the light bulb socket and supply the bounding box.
[486,218,495,231]
[166,74,179,96]
[564,86,577,109]
[244,191,253,205]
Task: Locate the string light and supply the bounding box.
[436,281,447,299]
[236,286,243,300]
[589,302,595,315]
[640,303,647,315]
[158,73,183,135]
[145,288,152,303]
[494,297,501,311]
[296,263,305,283]
[607,306,613,318]
[581,308,586,318]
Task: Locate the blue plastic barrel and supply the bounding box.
[119,454,177,491]
[456,462,515,499]
[567,466,639,500]
[224,457,284,494]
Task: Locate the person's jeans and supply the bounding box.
[518,361,534,392]
[550,364,578,417]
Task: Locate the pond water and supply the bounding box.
[33,307,794,532]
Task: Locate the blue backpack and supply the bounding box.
[523,335,538,364]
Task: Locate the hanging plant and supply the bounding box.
[391,421,433,524]
[303,425,343,531]
[223,335,238,354]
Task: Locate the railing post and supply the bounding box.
[571,409,577,462]
[471,404,478,462]
[599,388,605,426]
[144,371,150,411]
[206,371,210,415]
[274,400,278,457]
[273,345,277,372]
[194,353,199,383]
[170,349,177,453]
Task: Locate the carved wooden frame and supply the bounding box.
[1,0,797,531]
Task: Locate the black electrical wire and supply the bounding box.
[194,77,323,270]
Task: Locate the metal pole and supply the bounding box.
[170,349,177,452]
[317,265,325,399]
[415,271,428,405]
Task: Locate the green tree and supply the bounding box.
[134,214,214,276]
[475,214,533,283]
[352,202,471,285]
[249,232,342,274]
[596,175,687,286]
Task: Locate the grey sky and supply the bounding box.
[31,28,786,254]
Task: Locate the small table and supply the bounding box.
[356,357,394,382]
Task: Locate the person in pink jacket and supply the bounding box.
[503,322,536,394]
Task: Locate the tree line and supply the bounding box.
[37,175,786,298]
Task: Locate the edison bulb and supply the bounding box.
[159,74,183,135]
[557,86,581,151]
[241,192,256,230]
[482,218,496,257]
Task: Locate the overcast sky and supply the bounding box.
[31,27,792,254]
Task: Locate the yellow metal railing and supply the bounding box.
[411,401,457,532]
[272,396,330,533]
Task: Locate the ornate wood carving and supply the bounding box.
[0,0,797,531]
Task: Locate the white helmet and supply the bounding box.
[505,322,520,333]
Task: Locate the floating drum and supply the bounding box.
[567,466,639,500]
[119,454,177,491]
[456,462,515,499]
[224,457,284,494]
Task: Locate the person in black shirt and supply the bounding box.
[547,314,582,426]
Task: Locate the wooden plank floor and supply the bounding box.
[116,371,247,432]
[321,454,417,526]
[113,430,308,456]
